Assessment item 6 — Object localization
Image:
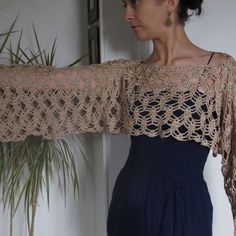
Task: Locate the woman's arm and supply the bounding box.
[218,54,236,235]
[0,59,131,142]
[0,59,127,90]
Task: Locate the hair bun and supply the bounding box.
[178,0,204,24]
[185,0,203,10]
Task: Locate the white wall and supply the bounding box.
[0,0,90,66]
[107,1,236,236]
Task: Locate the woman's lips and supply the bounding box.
[132,26,141,30]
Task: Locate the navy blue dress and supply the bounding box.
[106,89,214,236]
[106,134,213,236]
[107,54,215,236]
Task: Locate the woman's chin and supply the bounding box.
[134,33,150,41]
[132,29,150,41]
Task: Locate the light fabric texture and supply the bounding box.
[0,52,235,234]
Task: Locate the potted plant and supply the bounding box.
[0,15,89,236]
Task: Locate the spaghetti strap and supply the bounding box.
[206,52,215,65]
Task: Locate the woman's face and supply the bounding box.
[122,0,175,41]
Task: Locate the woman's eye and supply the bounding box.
[122,0,139,8]
[131,0,139,5]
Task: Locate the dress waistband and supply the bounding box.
[122,152,206,184]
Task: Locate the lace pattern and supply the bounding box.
[0,53,236,234]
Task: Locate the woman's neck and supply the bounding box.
[147,25,208,66]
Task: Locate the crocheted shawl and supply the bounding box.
[0,53,236,234]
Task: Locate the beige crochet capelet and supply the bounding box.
[0,52,236,233]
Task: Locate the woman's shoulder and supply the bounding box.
[213,52,236,86]
[211,51,235,66]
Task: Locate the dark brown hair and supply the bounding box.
[177,0,204,24]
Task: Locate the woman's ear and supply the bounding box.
[166,0,179,11]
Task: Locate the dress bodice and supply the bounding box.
[126,89,211,182]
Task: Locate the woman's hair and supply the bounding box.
[177,0,203,24]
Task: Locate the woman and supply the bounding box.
[106,0,233,236]
[122,0,226,65]
[0,0,235,235]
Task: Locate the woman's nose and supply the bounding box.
[123,7,134,23]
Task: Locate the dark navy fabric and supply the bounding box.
[106,135,213,236]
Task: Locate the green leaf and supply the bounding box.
[0,14,20,54]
